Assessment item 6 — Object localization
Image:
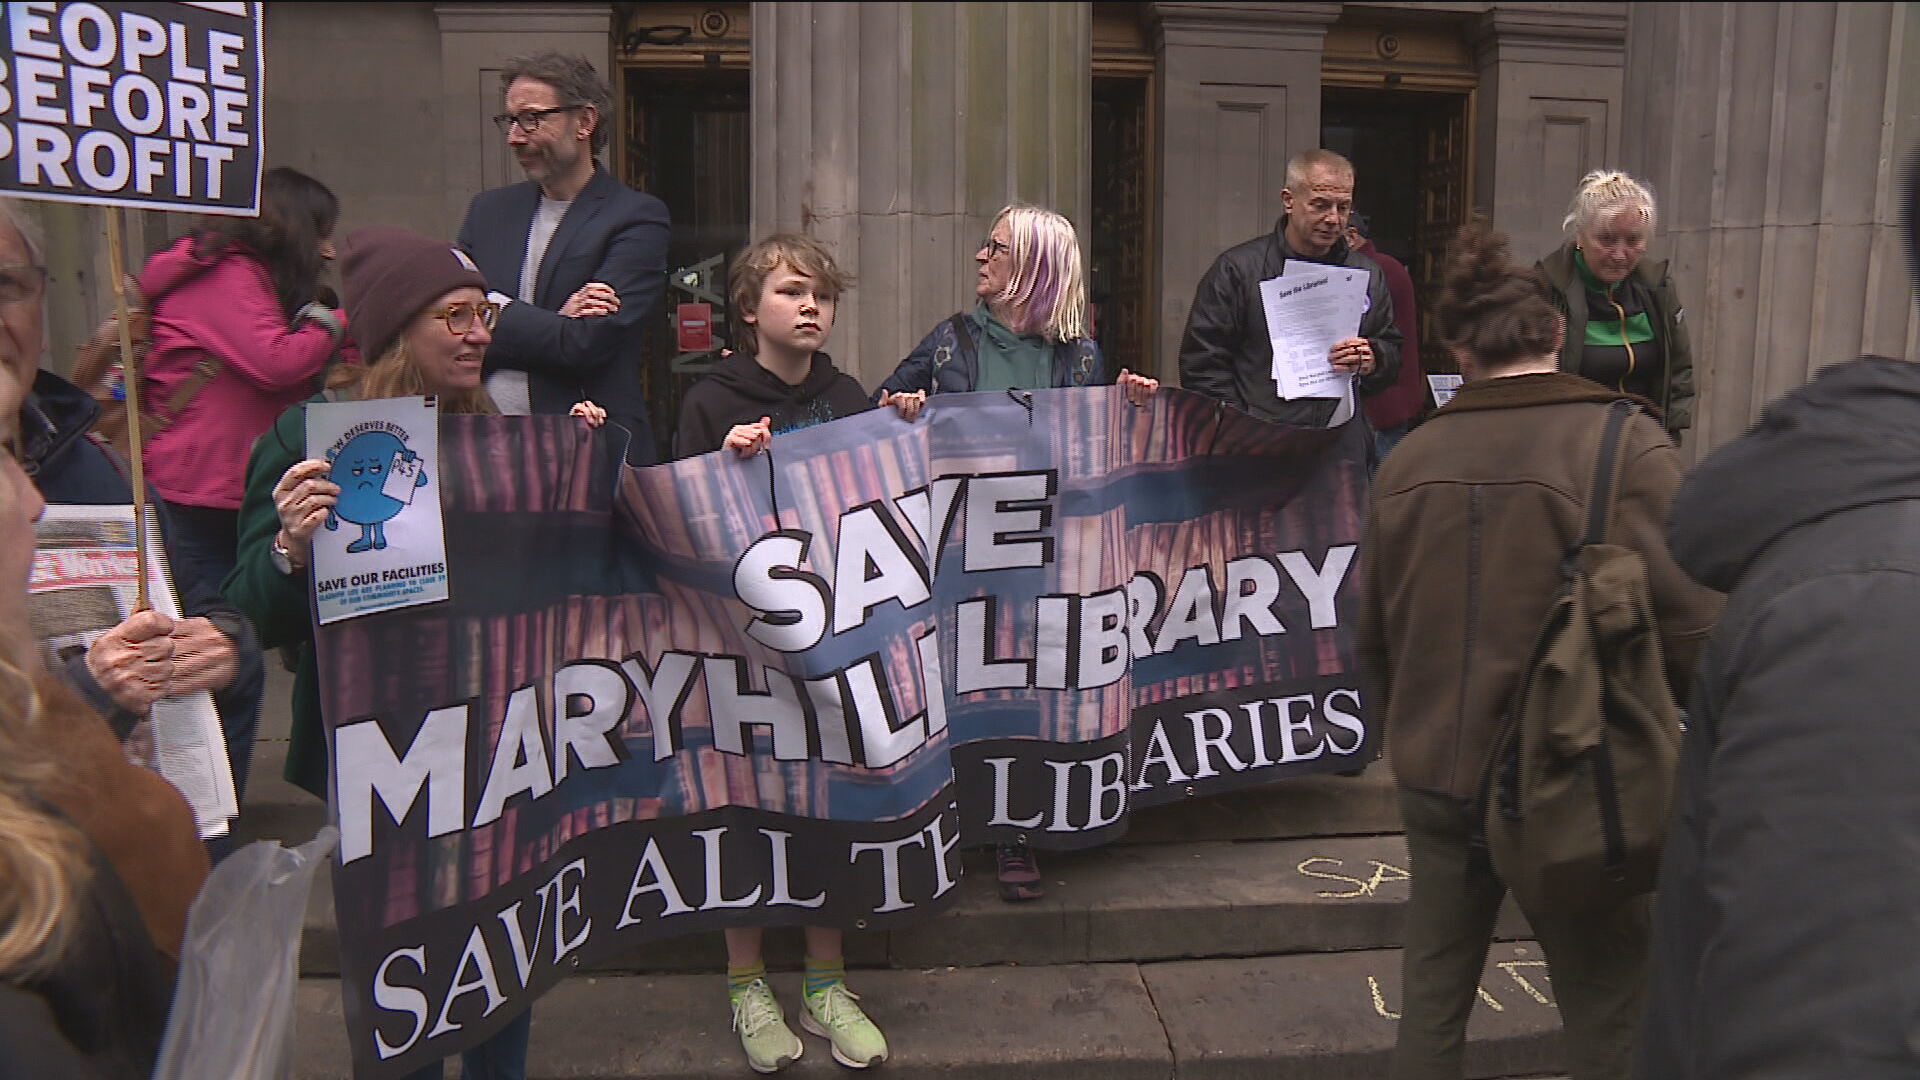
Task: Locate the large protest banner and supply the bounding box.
[0,2,264,214]
[315,386,1371,1077]
[930,390,1371,846]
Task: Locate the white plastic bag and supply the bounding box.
[151,826,338,1080]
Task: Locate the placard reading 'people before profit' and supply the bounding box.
[0,2,262,214]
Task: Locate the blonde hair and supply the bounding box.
[328,337,497,415]
[727,233,855,355]
[992,205,1089,342]
[0,626,90,979]
[1563,170,1657,239]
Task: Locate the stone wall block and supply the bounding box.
[1470,5,1628,263]
[1148,2,1339,380]
[753,2,1088,387]
[433,4,615,239]
[1622,1,1917,454]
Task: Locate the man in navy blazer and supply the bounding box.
[457,52,670,463]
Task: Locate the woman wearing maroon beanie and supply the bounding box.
[222,226,602,1080]
[225,226,508,798]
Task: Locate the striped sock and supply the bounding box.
[727,961,767,997]
[803,956,845,998]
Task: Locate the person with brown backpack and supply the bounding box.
[1356,219,1722,1080]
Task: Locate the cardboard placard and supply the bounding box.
[0,2,264,215]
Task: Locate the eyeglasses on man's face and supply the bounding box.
[0,265,47,306]
[979,238,1012,260]
[490,105,583,136]
[425,301,501,335]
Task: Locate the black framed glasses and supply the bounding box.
[980,238,1012,259]
[490,105,583,135]
[0,265,47,305]
[425,301,500,335]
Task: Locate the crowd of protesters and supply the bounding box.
[1,43,1916,1080]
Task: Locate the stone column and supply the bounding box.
[751,2,1091,389]
[434,4,615,238]
[1469,5,1629,263]
[269,2,449,238]
[28,200,111,380]
[28,189,187,379]
[1620,1,1920,455]
[1148,2,1341,380]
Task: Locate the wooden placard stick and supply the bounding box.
[103,210,149,611]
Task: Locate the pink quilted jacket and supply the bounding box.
[140,236,358,510]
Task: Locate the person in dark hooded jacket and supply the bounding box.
[1635,154,1920,1079]
[674,233,896,1075]
[673,234,870,458]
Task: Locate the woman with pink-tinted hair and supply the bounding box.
[877,204,1154,408]
[875,204,1155,903]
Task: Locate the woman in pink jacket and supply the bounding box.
[140,167,354,602]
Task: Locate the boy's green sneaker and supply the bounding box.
[800,982,889,1068]
[730,978,803,1073]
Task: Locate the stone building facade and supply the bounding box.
[31,2,1918,457]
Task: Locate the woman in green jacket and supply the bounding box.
[1536,170,1695,439]
[224,227,506,801]
[223,225,603,1080]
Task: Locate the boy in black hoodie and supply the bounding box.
[674,233,895,1075]
[674,234,872,460]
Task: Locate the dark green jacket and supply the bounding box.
[1537,242,1695,437]
[223,399,328,797]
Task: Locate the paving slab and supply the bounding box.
[293,964,1173,1080]
[1142,942,1564,1080]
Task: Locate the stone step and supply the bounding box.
[292,943,1566,1080]
[294,829,1529,977]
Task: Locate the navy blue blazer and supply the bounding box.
[456,166,670,463]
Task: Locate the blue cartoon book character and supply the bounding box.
[325,429,427,553]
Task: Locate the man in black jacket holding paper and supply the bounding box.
[1178,149,1401,428]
